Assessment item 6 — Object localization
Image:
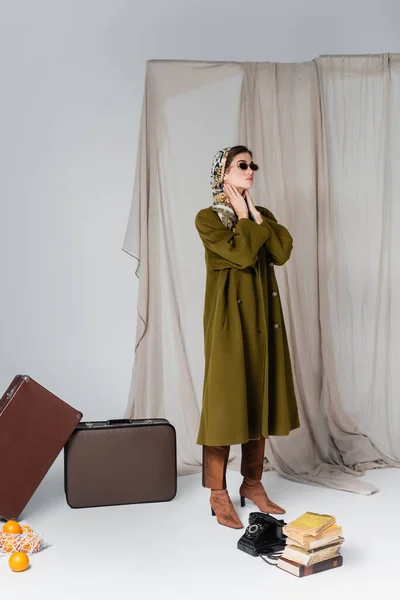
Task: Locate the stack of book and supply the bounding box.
[276,512,344,578]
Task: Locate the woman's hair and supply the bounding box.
[225,146,253,169]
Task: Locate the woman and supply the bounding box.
[195,146,300,529]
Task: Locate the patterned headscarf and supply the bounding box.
[211,147,238,231]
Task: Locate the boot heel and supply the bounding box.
[240,496,245,507]
[211,507,215,516]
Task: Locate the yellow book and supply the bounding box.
[283,524,343,549]
[285,512,336,536]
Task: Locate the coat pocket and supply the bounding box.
[218,271,230,331]
[220,308,227,331]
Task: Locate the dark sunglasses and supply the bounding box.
[234,161,259,171]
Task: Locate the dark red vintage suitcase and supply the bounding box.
[0,375,83,520]
[64,418,177,508]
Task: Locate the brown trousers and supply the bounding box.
[202,437,265,489]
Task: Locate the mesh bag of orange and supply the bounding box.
[0,520,46,555]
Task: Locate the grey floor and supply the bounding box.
[1,456,398,599]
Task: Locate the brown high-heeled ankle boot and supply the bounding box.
[210,490,244,529]
[239,478,285,514]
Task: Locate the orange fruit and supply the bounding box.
[2,535,19,553]
[19,533,41,554]
[21,525,33,533]
[8,552,29,572]
[3,521,22,535]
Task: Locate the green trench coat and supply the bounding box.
[196,206,300,447]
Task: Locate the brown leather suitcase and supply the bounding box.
[64,418,177,508]
[0,374,83,520]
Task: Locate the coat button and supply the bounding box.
[259,329,263,333]
[269,262,274,267]
[237,299,243,304]
[273,323,280,329]
[272,292,278,297]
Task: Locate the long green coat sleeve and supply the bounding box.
[257,206,293,266]
[195,206,293,269]
[195,209,270,270]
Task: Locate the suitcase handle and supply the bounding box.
[106,419,133,425]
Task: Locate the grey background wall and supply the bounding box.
[1,0,399,419]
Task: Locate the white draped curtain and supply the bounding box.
[123,55,400,494]
[316,55,400,467]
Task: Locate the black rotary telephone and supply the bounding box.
[237,512,287,560]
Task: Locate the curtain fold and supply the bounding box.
[315,54,400,468]
[123,55,400,491]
